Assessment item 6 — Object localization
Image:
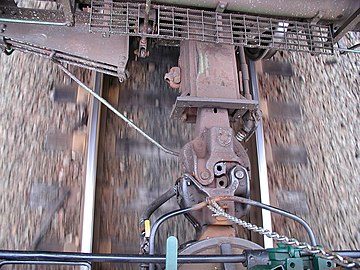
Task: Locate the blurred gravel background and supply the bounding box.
[260,33,360,250]
[0,50,90,250]
[0,0,359,258]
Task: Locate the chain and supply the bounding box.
[207,199,360,268]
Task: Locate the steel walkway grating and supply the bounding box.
[89,1,334,54]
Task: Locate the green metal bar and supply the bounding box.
[166,236,178,270]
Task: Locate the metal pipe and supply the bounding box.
[140,185,177,224]
[332,251,360,258]
[0,251,246,264]
[148,202,207,270]
[149,208,191,256]
[211,196,317,246]
[248,60,273,248]
[55,61,180,157]
[300,251,360,259]
[238,46,251,99]
[0,260,91,269]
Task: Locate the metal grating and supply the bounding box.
[90,1,334,54]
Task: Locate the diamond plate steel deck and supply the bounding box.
[90,1,334,54]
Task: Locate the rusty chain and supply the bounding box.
[207,199,360,268]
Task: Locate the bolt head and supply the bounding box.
[217,129,232,146]
[200,170,210,180]
[235,170,245,179]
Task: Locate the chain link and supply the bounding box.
[207,199,360,268]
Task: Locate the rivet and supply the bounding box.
[200,170,210,180]
[235,170,244,179]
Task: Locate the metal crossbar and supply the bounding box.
[89,1,334,54]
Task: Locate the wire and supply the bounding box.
[338,43,360,54]
[54,60,180,157]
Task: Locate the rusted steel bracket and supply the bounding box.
[172,41,256,231]
[170,41,259,123]
[0,15,129,79]
[171,96,258,122]
[0,2,130,80]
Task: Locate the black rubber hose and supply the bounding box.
[148,202,207,270]
[140,185,177,224]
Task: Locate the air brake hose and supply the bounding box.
[140,185,177,225]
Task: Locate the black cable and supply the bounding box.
[140,185,177,224]
[148,202,207,270]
